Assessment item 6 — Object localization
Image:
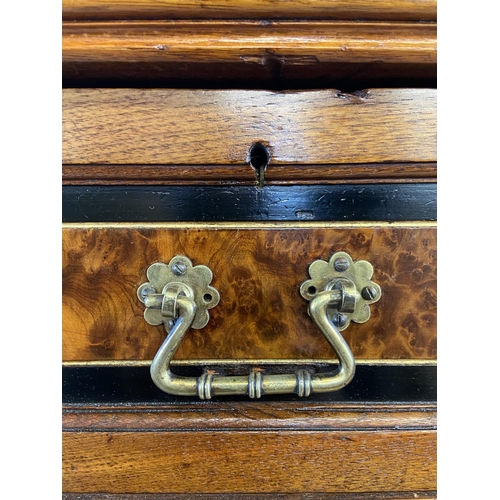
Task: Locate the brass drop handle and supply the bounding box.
[137,253,381,400]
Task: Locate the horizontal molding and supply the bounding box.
[63,220,438,229]
[266,162,436,185]
[63,164,257,185]
[63,162,437,186]
[63,21,436,68]
[62,0,437,21]
[63,494,437,500]
[63,359,438,368]
[62,365,437,405]
[62,184,437,222]
[63,401,436,432]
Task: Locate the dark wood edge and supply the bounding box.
[62,165,257,185]
[62,0,437,22]
[265,163,437,184]
[62,493,438,499]
[63,401,437,432]
[62,163,436,186]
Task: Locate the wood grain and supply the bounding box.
[63,88,436,165]
[63,401,437,432]
[265,162,437,185]
[62,0,437,21]
[62,162,436,185]
[62,164,258,185]
[62,223,437,362]
[63,402,436,494]
[62,429,436,493]
[62,21,436,73]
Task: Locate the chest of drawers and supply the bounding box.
[62,2,437,497]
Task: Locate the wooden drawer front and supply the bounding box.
[62,88,436,167]
[63,425,436,494]
[63,222,436,363]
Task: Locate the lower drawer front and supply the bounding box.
[63,406,436,495]
[64,430,436,492]
[63,222,436,363]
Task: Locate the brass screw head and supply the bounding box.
[361,286,377,301]
[332,313,347,328]
[334,257,350,272]
[172,261,187,276]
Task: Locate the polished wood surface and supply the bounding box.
[62,0,437,495]
[63,431,436,493]
[63,402,436,431]
[63,162,437,185]
[63,0,437,21]
[63,89,436,165]
[62,21,435,82]
[62,402,436,494]
[62,223,437,362]
[63,164,257,185]
[62,21,436,64]
[265,162,437,185]
[62,184,437,222]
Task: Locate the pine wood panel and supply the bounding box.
[62,88,436,165]
[63,0,437,21]
[62,429,436,493]
[62,223,437,362]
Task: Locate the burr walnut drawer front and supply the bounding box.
[62,222,436,365]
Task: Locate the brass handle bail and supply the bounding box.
[137,252,381,400]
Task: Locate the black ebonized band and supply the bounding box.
[62,365,437,405]
[62,184,437,222]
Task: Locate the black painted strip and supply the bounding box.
[62,365,436,405]
[62,184,436,222]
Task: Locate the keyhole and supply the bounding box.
[249,142,270,169]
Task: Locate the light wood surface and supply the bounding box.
[62,21,436,69]
[63,88,436,165]
[62,223,437,362]
[63,0,437,21]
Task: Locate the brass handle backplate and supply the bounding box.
[137,252,381,400]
